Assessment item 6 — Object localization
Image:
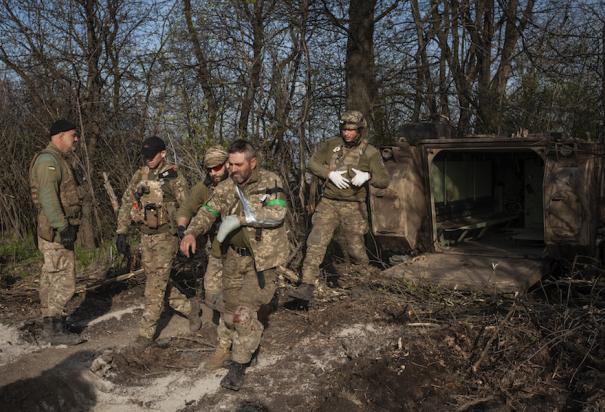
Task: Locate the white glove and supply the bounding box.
[328,170,350,189]
[351,168,370,186]
[217,215,241,242]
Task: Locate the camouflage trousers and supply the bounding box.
[204,254,223,305]
[139,232,190,339]
[38,236,76,318]
[301,197,369,285]
[216,247,277,364]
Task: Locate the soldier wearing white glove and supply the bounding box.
[350,168,370,186]
[328,170,350,189]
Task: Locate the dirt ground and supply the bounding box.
[0,261,604,411]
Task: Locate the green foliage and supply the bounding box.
[0,236,40,264]
[0,235,41,283]
[0,235,118,282]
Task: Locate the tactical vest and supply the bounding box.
[29,148,83,241]
[329,139,369,178]
[130,165,178,230]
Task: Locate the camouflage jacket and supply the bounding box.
[116,162,188,235]
[308,136,389,201]
[176,176,221,257]
[185,168,289,272]
[29,143,83,242]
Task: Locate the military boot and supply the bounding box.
[205,346,231,370]
[288,283,315,303]
[220,361,246,391]
[188,298,203,333]
[41,317,84,346]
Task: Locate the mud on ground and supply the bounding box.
[0,263,604,411]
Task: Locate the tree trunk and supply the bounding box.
[238,0,265,139]
[345,0,376,122]
[183,0,218,141]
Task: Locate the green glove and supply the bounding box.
[216,215,241,242]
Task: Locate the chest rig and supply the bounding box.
[329,139,369,177]
[29,148,83,241]
[131,165,178,229]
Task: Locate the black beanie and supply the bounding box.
[49,119,77,137]
[141,136,166,159]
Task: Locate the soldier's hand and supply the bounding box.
[216,215,241,242]
[180,234,197,257]
[351,168,370,186]
[59,225,77,250]
[116,234,130,256]
[328,170,350,189]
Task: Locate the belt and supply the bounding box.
[230,245,252,257]
[323,196,363,202]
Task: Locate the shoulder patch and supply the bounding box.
[159,168,178,179]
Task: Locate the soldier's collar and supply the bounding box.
[47,142,69,158]
[237,168,260,187]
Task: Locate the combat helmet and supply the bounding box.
[339,110,367,146]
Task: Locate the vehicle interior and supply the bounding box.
[429,149,545,258]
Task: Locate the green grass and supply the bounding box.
[0,235,41,263]
[0,235,121,282]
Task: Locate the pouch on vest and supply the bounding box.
[131,180,168,228]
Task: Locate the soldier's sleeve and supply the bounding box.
[307,141,331,179]
[185,185,226,237]
[172,171,189,206]
[244,174,287,226]
[176,181,209,223]
[368,149,390,189]
[34,154,68,231]
[116,170,140,234]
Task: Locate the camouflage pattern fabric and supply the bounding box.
[204,254,223,301]
[301,198,369,285]
[216,248,277,363]
[185,168,289,272]
[167,282,191,316]
[38,236,76,317]
[29,143,83,242]
[307,136,389,202]
[116,162,188,236]
[138,231,185,339]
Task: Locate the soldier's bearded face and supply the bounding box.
[208,163,227,185]
[229,152,256,184]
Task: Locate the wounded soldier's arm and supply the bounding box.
[35,154,68,231]
[242,179,287,228]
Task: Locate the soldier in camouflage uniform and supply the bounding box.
[115,136,191,348]
[180,140,288,391]
[175,145,229,330]
[290,110,389,303]
[29,119,84,346]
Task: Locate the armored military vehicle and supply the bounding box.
[370,123,605,291]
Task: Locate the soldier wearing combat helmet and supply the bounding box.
[115,136,192,348]
[290,110,389,303]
